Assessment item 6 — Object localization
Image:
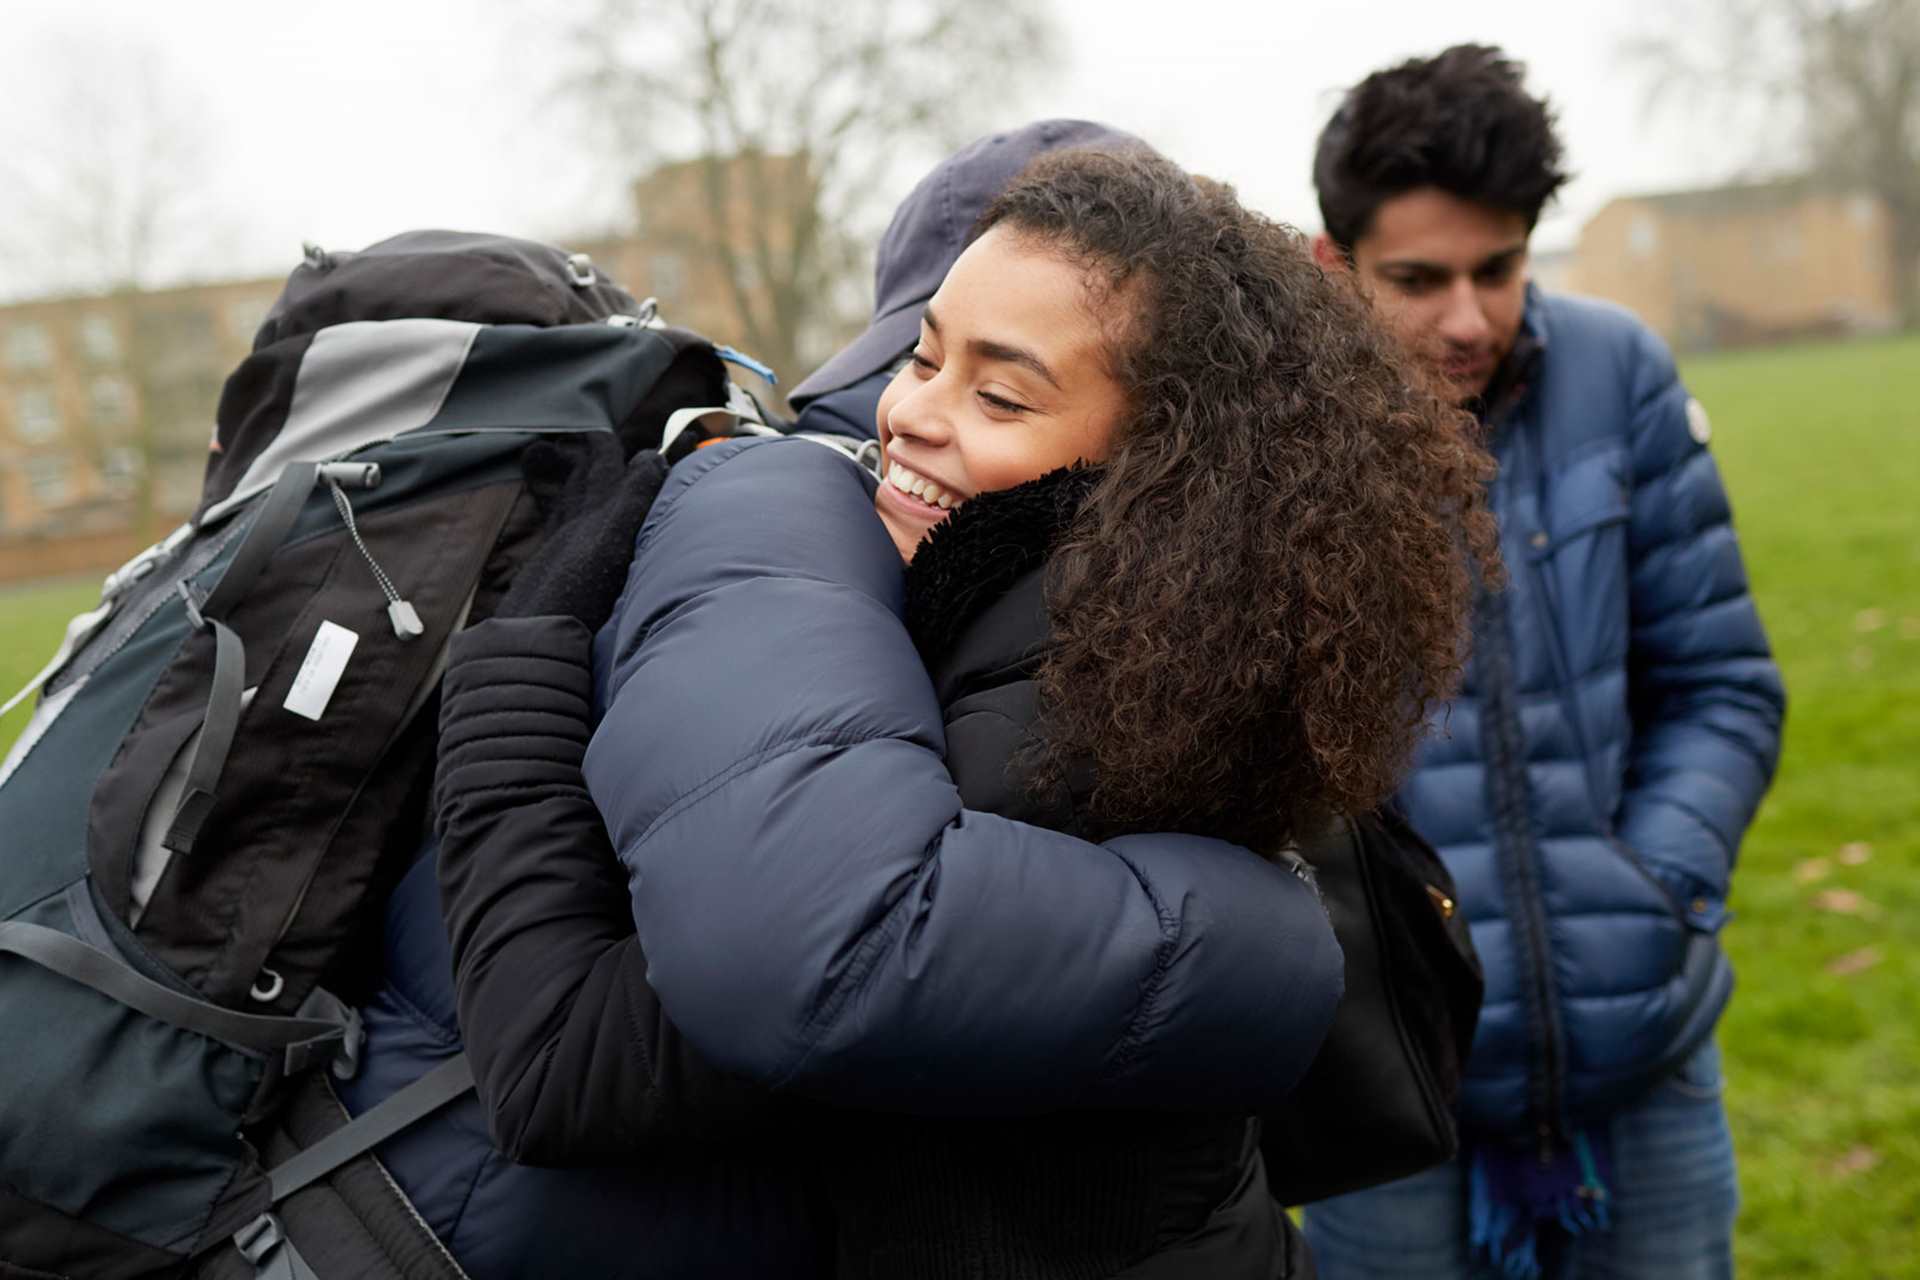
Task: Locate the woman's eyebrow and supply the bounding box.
[969,338,1061,390]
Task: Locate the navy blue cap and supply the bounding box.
[790,118,1143,406]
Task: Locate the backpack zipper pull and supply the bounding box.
[321,467,424,640]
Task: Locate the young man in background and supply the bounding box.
[1305,44,1784,1280]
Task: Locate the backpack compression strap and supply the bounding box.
[0,921,347,1071]
[221,1055,476,1280]
[164,459,387,857]
[163,461,320,856]
[0,921,473,1276]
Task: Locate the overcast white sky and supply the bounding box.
[0,0,1743,299]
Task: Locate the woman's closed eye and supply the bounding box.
[978,390,1035,415]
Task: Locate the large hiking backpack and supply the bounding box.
[0,232,753,1279]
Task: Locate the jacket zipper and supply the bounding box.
[322,466,423,639]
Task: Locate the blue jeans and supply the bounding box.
[1302,1042,1738,1280]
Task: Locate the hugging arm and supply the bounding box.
[587,438,1345,1114]
[435,614,782,1165]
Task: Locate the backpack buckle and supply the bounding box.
[331,1004,366,1081]
[234,1212,288,1265]
[175,579,207,630]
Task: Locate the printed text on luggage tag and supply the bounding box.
[285,621,359,721]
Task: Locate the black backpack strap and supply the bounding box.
[0,921,345,1072]
[216,1056,475,1280]
[164,461,320,856]
[266,1054,474,1202]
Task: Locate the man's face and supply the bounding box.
[1341,187,1530,404]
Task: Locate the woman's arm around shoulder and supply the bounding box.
[588,438,1344,1114]
[436,611,784,1164]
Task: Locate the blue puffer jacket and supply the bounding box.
[1399,288,1784,1138]
[789,368,887,441]
[585,436,1344,1113]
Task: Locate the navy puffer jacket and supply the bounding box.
[1400,289,1784,1137]
[586,436,1344,1112]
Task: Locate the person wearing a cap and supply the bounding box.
[790,119,1139,440]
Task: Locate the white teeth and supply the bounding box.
[886,459,961,511]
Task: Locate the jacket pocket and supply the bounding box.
[1605,836,1686,926]
[1527,504,1629,561]
[1526,448,1630,561]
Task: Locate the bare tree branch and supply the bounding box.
[554,0,1059,392]
[1622,0,1920,325]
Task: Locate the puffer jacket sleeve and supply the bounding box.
[1614,331,1786,917]
[585,438,1344,1114]
[436,613,783,1164]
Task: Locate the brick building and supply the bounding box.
[581,150,859,383]
[0,151,835,581]
[0,277,282,577]
[1568,181,1901,350]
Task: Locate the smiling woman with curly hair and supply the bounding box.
[434,140,1498,1280]
[982,148,1499,853]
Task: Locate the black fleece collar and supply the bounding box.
[902,465,1100,663]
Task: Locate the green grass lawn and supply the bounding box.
[1681,332,1920,1276]
[0,333,1914,1273]
[0,575,104,756]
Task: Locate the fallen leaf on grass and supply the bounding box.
[1812,889,1881,918]
[1827,1146,1880,1178]
[1854,608,1887,633]
[1825,947,1882,976]
[1837,842,1873,866]
[1794,857,1832,884]
[1901,617,1920,640]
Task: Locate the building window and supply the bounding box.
[6,323,54,371]
[102,446,142,495]
[80,313,120,363]
[1628,213,1660,258]
[15,388,60,442]
[90,376,133,425]
[25,455,70,506]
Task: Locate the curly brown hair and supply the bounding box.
[980,148,1500,853]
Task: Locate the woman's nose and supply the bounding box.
[885,377,956,446]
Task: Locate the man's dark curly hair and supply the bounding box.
[1314,43,1570,252]
[979,147,1500,853]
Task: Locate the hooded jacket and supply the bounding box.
[1400,288,1785,1139]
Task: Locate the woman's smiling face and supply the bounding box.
[873,226,1129,562]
